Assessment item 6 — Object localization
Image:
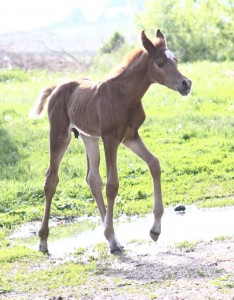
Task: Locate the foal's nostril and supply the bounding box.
[178,78,191,95]
[182,79,188,88]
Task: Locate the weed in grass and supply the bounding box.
[0,277,11,294]
[213,235,232,242]
[128,239,150,245]
[211,274,234,290]
[0,231,6,240]
[196,269,206,278]
[88,242,109,261]
[174,240,198,251]
[75,247,86,256]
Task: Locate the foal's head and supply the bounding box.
[142,29,192,96]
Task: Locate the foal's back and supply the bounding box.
[48,77,107,137]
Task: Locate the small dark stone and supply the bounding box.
[174,205,186,212]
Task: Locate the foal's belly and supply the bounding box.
[72,123,101,138]
[70,109,101,138]
[68,97,101,137]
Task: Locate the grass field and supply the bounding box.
[0,60,234,298]
[0,61,234,231]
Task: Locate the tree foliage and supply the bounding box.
[100,32,125,54]
[135,0,234,61]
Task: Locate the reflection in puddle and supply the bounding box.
[11,206,234,257]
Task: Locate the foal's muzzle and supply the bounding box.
[177,78,192,96]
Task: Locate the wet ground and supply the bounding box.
[10,205,234,257]
[5,206,234,299]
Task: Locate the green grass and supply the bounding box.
[211,275,234,290]
[0,61,234,231]
[173,240,199,251]
[213,235,232,242]
[0,239,97,297]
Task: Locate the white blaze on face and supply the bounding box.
[165,49,175,60]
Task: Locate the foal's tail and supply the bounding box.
[29,85,57,118]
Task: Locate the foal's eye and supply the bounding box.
[157,62,164,68]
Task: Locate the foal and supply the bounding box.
[32,29,192,254]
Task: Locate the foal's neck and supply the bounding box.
[112,52,151,107]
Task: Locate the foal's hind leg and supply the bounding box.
[39,127,71,252]
[123,133,163,242]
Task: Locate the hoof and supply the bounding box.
[110,245,124,255]
[150,230,160,242]
[39,244,49,253]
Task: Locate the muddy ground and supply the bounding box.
[2,209,234,299]
[6,237,232,300]
[82,238,234,300]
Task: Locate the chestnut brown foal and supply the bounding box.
[32,29,192,254]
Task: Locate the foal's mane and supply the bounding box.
[107,48,144,79]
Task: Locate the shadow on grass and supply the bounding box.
[0,127,20,178]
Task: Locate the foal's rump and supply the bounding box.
[30,77,92,118]
[31,77,101,137]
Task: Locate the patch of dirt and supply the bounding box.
[91,238,234,300]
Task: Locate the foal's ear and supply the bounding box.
[141,30,155,55]
[156,29,165,39]
[156,29,167,46]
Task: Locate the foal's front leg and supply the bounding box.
[123,133,163,242]
[81,134,106,222]
[103,135,123,254]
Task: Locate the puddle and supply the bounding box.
[10,206,234,258]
